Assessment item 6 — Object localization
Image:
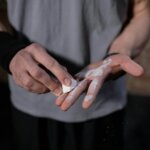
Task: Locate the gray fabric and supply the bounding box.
[7,0,128,122]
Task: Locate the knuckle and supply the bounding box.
[32,70,43,78]
[34,86,49,94]
[49,59,57,68]
[29,43,40,50]
[49,83,59,92]
[23,78,33,88]
[43,78,52,86]
[17,50,29,61]
[41,87,49,93]
[26,43,42,53]
[18,49,27,56]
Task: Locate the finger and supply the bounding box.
[110,54,144,77]
[60,79,88,111]
[55,93,68,106]
[28,44,72,86]
[82,68,111,109]
[29,65,62,96]
[82,78,104,109]
[121,58,144,77]
[75,69,88,80]
[19,72,49,93]
[24,54,62,96]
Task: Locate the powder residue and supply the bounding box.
[85,58,112,78]
[62,78,78,93]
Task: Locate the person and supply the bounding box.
[0,0,150,150]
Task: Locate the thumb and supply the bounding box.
[121,58,144,77]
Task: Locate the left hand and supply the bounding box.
[55,54,144,111]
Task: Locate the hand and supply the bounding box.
[9,43,73,95]
[55,54,144,111]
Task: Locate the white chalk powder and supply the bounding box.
[90,79,99,92]
[62,59,112,95]
[62,78,78,93]
[84,95,93,102]
[85,58,112,78]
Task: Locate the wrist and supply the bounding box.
[103,52,126,80]
[103,52,120,60]
[108,39,133,58]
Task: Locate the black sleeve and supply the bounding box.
[0,31,31,74]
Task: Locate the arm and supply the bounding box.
[56,0,150,110]
[109,0,150,57]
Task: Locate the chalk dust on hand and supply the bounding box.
[62,78,78,93]
[85,58,112,78]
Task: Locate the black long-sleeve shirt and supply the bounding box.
[0,31,30,73]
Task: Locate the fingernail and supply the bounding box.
[61,104,68,111]
[62,79,77,93]
[82,95,93,109]
[64,78,71,86]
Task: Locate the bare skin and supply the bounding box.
[56,54,143,110]
[9,43,73,96]
[56,0,150,111]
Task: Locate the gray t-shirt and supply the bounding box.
[7,0,128,122]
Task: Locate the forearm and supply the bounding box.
[0,14,31,73]
[109,0,150,58]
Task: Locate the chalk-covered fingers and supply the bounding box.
[56,79,89,111]
[55,54,144,111]
[55,59,113,110]
[82,68,111,109]
[55,64,111,110]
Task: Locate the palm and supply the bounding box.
[55,54,144,111]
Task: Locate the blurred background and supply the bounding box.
[124,40,150,150]
[0,0,150,150]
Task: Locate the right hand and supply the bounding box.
[9,43,72,96]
